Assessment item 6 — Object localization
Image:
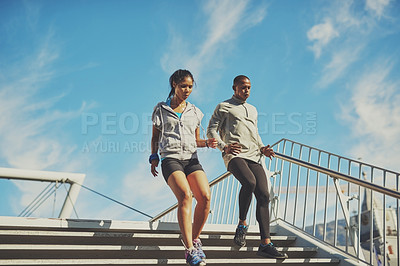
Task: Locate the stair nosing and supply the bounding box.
[0,230,296,241]
[0,244,317,252]
[0,258,341,265]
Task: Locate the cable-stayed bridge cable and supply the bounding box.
[77,183,153,219]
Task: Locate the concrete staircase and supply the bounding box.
[0,217,342,265]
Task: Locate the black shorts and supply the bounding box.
[161,158,204,182]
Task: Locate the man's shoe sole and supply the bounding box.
[256,250,288,259]
[233,239,246,247]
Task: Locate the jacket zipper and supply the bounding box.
[163,103,187,159]
[243,104,248,117]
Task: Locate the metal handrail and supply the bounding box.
[149,138,400,223]
[273,138,399,176]
[275,152,400,199]
[150,139,400,223]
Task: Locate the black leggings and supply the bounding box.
[228,157,270,240]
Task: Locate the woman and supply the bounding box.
[150,69,217,266]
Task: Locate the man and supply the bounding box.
[207,75,288,259]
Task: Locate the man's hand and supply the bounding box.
[150,160,159,177]
[261,145,275,159]
[224,142,242,155]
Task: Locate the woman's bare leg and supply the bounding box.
[187,170,211,240]
[168,170,194,248]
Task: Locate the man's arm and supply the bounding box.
[261,145,275,159]
[254,107,274,159]
[207,104,226,152]
[254,108,265,150]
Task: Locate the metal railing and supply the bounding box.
[151,138,400,265]
[269,139,400,265]
[0,167,86,219]
[1,167,154,220]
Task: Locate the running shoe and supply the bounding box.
[233,224,248,247]
[185,247,206,266]
[256,243,288,259]
[193,238,206,260]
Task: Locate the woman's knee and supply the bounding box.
[198,192,211,207]
[177,190,193,206]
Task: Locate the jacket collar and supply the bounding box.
[160,101,192,114]
[231,95,246,104]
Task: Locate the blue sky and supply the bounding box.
[0,0,399,221]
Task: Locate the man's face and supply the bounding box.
[233,78,251,101]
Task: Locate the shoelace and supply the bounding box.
[186,248,202,264]
[193,239,205,258]
[181,239,203,265]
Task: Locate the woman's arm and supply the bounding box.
[195,127,206,147]
[195,127,217,148]
[151,125,160,154]
[150,125,161,176]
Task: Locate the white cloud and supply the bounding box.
[339,60,400,172]
[161,0,267,81]
[307,1,399,175]
[307,0,391,88]
[0,47,85,171]
[307,20,339,58]
[366,0,391,18]
[317,46,362,88]
[0,7,91,217]
[306,2,365,88]
[335,0,363,29]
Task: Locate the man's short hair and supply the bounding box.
[233,75,250,86]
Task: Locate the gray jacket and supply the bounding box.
[152,101,203,160]
[207,96,264,168]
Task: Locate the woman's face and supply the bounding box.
[173,76,193,101]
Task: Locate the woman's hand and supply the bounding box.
[151,160,159,177]
[261,145,275,159]
[224,142,242,155]
[206,138,218,149]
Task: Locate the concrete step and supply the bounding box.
[0,245,318,259]
[0,229,296,246]
[0,218,342,265]
[0,258,341,265]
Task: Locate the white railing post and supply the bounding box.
[59,181,84,218]
[333,177,365,261]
